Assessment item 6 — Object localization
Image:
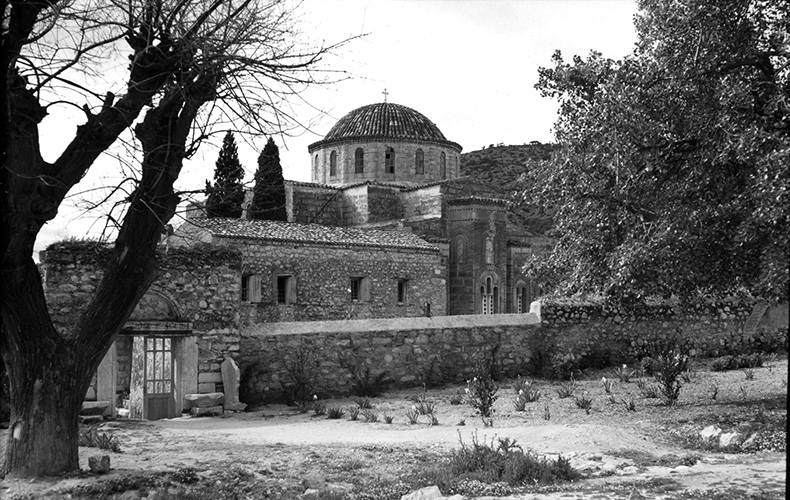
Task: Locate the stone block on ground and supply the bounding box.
[190,405,223,417]
[221,357,242,406]
[81,400,111,416]
[719,432,744,447]
[88,455,110,474]
[224,402,247,412]
[185,392,225,410]
[400,485,443,500]
[79,415,104,424]
[699,425,722,440]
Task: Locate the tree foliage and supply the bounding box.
[206,131,245,218]
[524,0,789,303]
[2,0,351,477]
[248,136,287,220]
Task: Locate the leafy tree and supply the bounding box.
[524,0,789,304]
[206,131,245,218]
[1,0,351,477]
[248,137,287,220]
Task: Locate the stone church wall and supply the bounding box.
[227,238,447,322]
[313,141,461,186]
[288,182,341,226]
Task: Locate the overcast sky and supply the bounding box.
[36,0,639,257]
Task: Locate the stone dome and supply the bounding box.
[308,101,462,186]
[309,103,461,151]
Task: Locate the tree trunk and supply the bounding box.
[2,348,86,477]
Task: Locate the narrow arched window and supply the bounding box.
[314,154,319,174]
[440,152,446,179]
[355,148,364,173]
[385,147,395,173]
[415,149,425,175]
[329,150,337,176]
[454,155,459,176]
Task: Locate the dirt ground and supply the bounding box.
[1,356,787,499]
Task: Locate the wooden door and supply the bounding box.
[143,337,175,420]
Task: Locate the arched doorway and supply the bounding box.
[91,292,194,420]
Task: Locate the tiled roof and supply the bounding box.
[189,217,439,252]
[309,103,461,151]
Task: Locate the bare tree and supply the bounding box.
[1,0,353,477]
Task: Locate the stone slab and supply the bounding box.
[81,400,112,416]
[198,371,223,384]
[224,402,247,412]
[190,405,223,417]
[185,392,225,410]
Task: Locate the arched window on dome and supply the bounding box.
[385,147,395,174]
[415,149,425,175]
[440,152,446,179]
[355,148,364,174]
[329,150,337,177]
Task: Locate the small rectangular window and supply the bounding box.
[276,275,296,304]
[397,279,408,303]
[350,277,362,301]
[241,274,261,303]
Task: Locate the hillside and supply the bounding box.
[460,142,556,189]
[460,142,557,235]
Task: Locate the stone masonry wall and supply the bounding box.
[41,241,243,395]
[238,314,540,404]
[231,239,447,322]
[534,298,789,360]
[288,183,342,226]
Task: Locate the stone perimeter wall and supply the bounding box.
[534,298,789,359]
[238,298,788,404]
[238,314,541,403]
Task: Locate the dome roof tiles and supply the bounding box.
[309,102,461,151]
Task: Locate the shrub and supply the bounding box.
[514,388,541,411]
[79,425,121,453]
[353,397,373,409]
[280,345,318,409]
[574,393,593,414]
[384,414,394,424]
[652,350,691,405]
[556,379,577,399]
[449,388,464,406]
[405,409,419,424]
[466,354,499,420]
[312,399,326,416]
[327,406,345,419]
[601,377,614,394]
[439,433,581,487]
[613,364,634,383]
[349,365,389,398]
[640,383,661,399]
[348,406,360,421]
[361,409,379,423]
[710,353,764,372]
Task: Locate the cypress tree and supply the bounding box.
[206,131,245,218]
[249,137,287,220]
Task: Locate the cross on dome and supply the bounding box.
[382,88,389,103]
